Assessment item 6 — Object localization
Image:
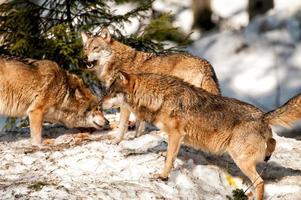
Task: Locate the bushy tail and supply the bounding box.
[263,93,301,127]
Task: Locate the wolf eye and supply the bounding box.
[92,46,98,50]
[97,104,102,111]
[86,107,92,113]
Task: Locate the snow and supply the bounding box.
[153,0,191,13]
[266,184,301,197]
[188,7,301,111]
[109,2,142,35]
[173,9,194,33]
[274,0,301,11]
[1,127,301,199]
[212,0,247,18]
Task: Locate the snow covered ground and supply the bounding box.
[1,120,301,200]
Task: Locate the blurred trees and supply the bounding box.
[191,0,275,31]
[192,0,215,30]
[248,0,274,20]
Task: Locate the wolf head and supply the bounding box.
[47,73,110,129]
[81,28,113,68]
[102,72,164,122]
[81,28,118,88]
[102,71,132,109]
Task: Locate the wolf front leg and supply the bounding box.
[134,120,146,137]
[28,109,44,146]
[153,133,184,180]
[112,105,131,144]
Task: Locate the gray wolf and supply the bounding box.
[102,71,301,200]
[81,28,220,143]
[0,57,109,145]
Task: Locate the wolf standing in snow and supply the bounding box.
[81,28,220,144]
[0,57,109,145]
[103,71,301,200]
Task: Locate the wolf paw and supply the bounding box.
[134,130,144,138]
[159,152,167,157]
[151,173,169,181]
[31,138,42,147]
[107,136,123,145]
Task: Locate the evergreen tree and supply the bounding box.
[0,0,189,71]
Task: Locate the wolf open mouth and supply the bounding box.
[86,60,98,69]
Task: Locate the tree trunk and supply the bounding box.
[248,0,274,21]
[66,0,74,32]
[192,0,215,31]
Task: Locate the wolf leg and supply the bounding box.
[229,133,266,200]
[233,158,264,200]
[111,105,131,144]
[28,109,44,146]
[134,120,146,137]
[153,133,183,180]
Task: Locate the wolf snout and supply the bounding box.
[90,111,110,129]
[100,118,111,130]
[105,118,110,126]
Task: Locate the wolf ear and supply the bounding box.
[117,71,130,85]
[81,32,89,44]
[100,28,111,43]
[75,89,83,99]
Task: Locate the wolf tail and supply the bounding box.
[263,93,301,127]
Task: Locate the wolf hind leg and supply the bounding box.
[228,133,266,200]
[232,157,264,200]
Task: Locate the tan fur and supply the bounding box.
[81,29,220,143]
[0,57,109,145]
[103,72,301,200]
[264,93,301,127]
